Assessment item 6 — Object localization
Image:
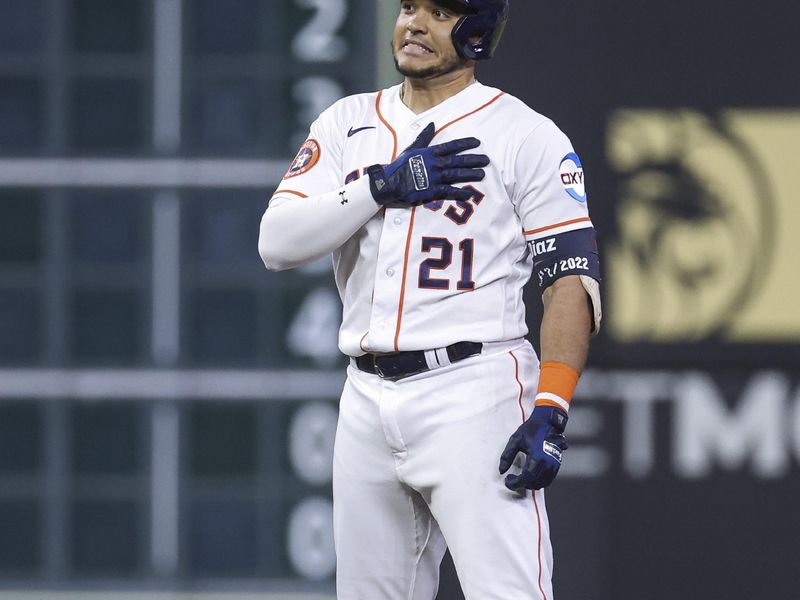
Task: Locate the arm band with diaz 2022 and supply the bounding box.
[530,227,602,334]
[530,228,600,290]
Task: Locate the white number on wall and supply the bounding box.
[286,287,342,367]
[287,497,336,580]
[292,0,348,63]
[289,402,338,485]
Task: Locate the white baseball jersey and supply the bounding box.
[267,81,593,356]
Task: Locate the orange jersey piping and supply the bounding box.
[510,351,525,420]
[533,492,549,600]
[394,205,417,351]
[435,92,505,136]
[272,189,308,199]
[510,351,549,600]
[375,90,398,161]
[524,217,592,236]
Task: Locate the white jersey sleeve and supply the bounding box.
[270,104,345,205]
[512,119,593,241]
[259,99,380,271]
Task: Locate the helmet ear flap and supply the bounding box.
[449,1,509,61]
[451,16,473,60]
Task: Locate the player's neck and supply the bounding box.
[401,70,477,114]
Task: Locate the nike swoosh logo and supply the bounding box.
[347,126,377,137]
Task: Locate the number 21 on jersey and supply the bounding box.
[418,237,475,291]
[417,185,483,292]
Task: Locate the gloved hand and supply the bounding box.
[499,406,569,491]
[367,122,490,206]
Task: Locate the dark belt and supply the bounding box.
[355,341,483,381]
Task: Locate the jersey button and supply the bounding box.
[380,320,389,329]
[386,268,395,277]
[393,217,402,226]
[411,122,420,130]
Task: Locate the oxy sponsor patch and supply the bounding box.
[285,139,321,178]
[559,152,586,202]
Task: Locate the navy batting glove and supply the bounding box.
[499,406,569,491]
[367,122,490,206]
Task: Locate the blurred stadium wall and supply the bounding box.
[0,1,797,600]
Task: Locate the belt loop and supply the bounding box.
[423,349,439,370]
[372,354,384,378]
[435,347,451,367]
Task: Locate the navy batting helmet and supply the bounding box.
[446,0,510,61]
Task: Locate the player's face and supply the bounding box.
[393,0,470,80]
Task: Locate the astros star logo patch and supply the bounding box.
[285,139,322,178]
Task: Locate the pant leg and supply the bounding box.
[333,365,447,600]
[393,343,554,600]
[435,345,554,600]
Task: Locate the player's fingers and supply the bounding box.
[498,435,522,473]
[440,168,486,185]
[433,137,481,156]
[406,122,436,150]
[521,456,546,489]
[434,185,479,202]
[504,471,536,491]
[503,473,522,490]
[526,456,557,490]
[442,153,491,169]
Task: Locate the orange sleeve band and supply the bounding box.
[272,189,308,199]
[535,361,580,412]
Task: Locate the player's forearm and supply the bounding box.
[539,275,592,372]
[258,177,381,271]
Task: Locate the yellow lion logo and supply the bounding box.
[606,110,775,341]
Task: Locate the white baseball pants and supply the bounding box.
[333,339,555,600]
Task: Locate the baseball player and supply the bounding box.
[259,0,601,598]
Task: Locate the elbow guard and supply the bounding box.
[530,227,602,335]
